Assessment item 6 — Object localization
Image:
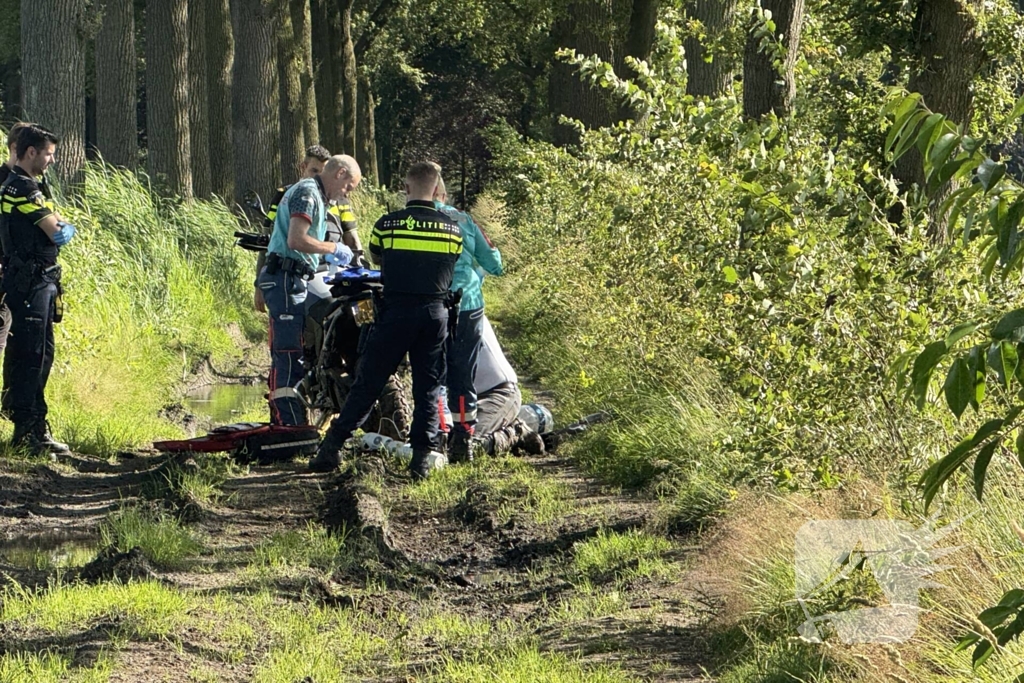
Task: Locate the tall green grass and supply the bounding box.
[2,163,262,455]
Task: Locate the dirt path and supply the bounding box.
[0,444,711,682]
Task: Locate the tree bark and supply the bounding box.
[894,0,985,190]
[207,0,235,201]
[339,0,358,155]
[188,0,212,197]
[326,0,346,152]
[22,0,88,188]
[548,1,617,147]
[685,0,737,98]
[95,0,137,169]
[291,0,319,146]
[146,0,193,198]
[618,0,660,119]
[277,0,305,183]
[357,72,378,185]
[311,0,336,151]
[232,0,281,206]
[741,0,805,120]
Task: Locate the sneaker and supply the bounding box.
[11,427,51,458]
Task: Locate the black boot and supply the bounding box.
[448,431,474,464]
[11,422,49,457]
[409,449,432,481]
[36,422,71,454]
[308,428,348,473]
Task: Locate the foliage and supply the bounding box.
[887,90,1024,675]
[99,505,203,569]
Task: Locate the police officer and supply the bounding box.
[257,154,359,425]
[0,124,75,455]
[310,161,463,478]
[255,146,365,313]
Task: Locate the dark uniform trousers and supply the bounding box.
[258,268,309,426]
[446,306,485,435]
[326,297,448,451]
[1,280,57,426]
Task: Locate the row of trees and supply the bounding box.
[0,0,1006,208]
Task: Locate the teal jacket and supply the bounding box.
[437,202,503,311]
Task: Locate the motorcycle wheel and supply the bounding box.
[372,372,412,441]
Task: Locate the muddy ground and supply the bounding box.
[0,439,714,681]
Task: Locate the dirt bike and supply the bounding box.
[235,192,412,440]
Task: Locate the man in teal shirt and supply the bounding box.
[257,155,360,425]
[435,176,503,462]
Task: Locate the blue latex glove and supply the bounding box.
[53,221,77,247]
[324,242,353,266]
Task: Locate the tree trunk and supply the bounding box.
[95,0,137,169]
[685,0,737,98]
[232,0,281,206]
[146,0,193,198]
[277,0,305,184]
[741,0,805,120]
[291,0,319,145]
[22,0,87,188]
[188,0,212,197]
[894,0,984,190]
[207,0,235,201]
[339,0,357,155]
[617,0,660,119]
[357,73,378,185]
[326,0,346,152]
[311,0,336,151]
[548,1,617,147]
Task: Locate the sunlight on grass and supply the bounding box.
[1,579,188,638]
[0,650,114,683]
[250,605,388,683]
[100,506,203,569]
[404,456,572,524]
[570,528,672,586]
[430,645,639,682]
[251,521,349,572]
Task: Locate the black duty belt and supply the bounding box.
[264,252,315,280]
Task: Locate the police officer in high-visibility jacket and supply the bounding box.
[0,124,74,455]
[310,161,462,478]
[257,155,359,425]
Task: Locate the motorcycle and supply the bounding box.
[235,192,412,440]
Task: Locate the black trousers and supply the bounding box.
[324,298,448,451]
[1,281,56,428]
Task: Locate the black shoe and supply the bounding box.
[517,431,546,456]
[36,423,71,454]
[409,449,432,481]
[11,426,51,457]
[448,432,474,464]
[308,430,347,473]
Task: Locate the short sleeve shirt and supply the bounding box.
[266,177,328,272]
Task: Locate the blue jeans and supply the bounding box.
[258,269,308,425]
[447,306,484,436]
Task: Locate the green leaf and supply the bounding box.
[998,589,1024,608]
[885,95,924,155]
[972,639,995,669]
[972,417,1005,447]
[969,345,987,408]
[943,358,973,419]
[1016,429,1024,468]
[993,309,1024,340]
[928,133,960,174]
[912,341,948,410]
[978,603,1019,628]
[946,321,981,348]
[915,113,947,155]
[722,266,738,283]
[998,611,1024,647]
[921,438,976,510]
[955,632,982,653]
[977,159,1007,191]
[893,110,930,161]
[974,440,997,501]
[990,341,1020,389]
[1004,94,1024,126]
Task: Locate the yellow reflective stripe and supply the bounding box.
[373,229,462,245]
[267,205,279,221]
[16,202,40,215]
[381,236,462,254]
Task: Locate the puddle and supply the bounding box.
[184,383,266,423]
[0,531,100,570]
